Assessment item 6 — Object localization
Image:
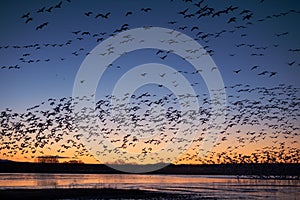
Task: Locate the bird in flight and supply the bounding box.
[55,1,63,9]
[227,17,236,23]
[125,11,133,16]
[21,12,30,18]
[287,61,295,66]
[37,7,45,13]
[251,65,260,70]
[95,12,111,19]
[25,17,33,23]
[36,22,49,30]
[269,72,277,77]
[84,11,93,16]
[141,8,152,12]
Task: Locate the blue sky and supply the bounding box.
[0,0,299,113]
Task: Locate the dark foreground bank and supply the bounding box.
[0,162,299,178]
[0,188,198,200]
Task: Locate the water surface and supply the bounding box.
[0,173,299,199]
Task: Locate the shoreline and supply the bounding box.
[0,162,299,177]
[0,188,195,200]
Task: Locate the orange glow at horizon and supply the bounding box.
[1,125,299,165]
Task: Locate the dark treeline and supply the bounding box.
[0,162,299,178]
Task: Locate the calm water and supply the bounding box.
[0,173,299,199]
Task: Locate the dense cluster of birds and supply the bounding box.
[0,84,299,164]
[0,0,299,164]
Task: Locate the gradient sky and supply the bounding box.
[0,0,299,164]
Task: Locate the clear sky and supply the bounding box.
[0,0,299,166]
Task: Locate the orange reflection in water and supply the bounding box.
[0,173,299,199]
[0,173,299,189]
[0,173,231,189]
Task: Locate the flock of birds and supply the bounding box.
[1,0,299,71]
[0,0,299,164]
[0,83,299,164]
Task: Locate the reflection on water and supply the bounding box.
[0,173,299,199]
